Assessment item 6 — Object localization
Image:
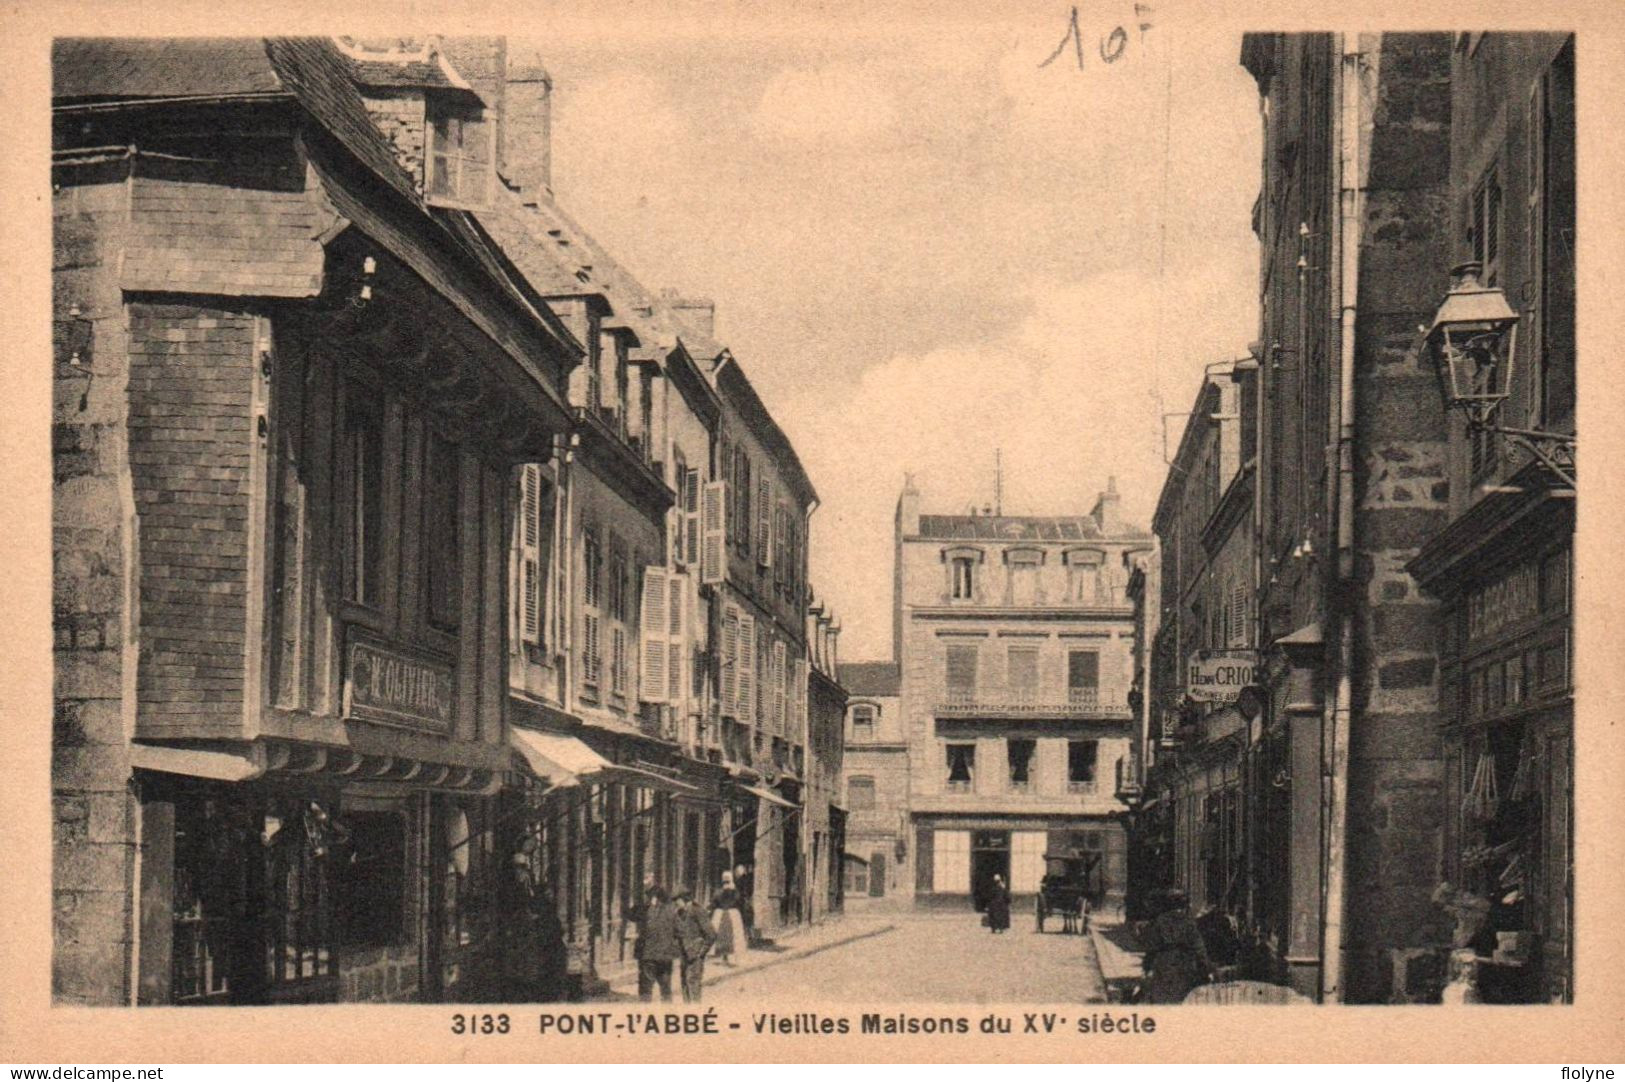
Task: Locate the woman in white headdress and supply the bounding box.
[710,870,745,966]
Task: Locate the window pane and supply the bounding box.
[946,645,978,691]
[1068,650,1099,689]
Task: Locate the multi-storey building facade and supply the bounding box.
[803,601,849,923]
[1408,33,1575,1004]
[1137,365,1255,928]
[894,479,1149,910]
[51,32,830,1004]
[50,37,581,1005]
[837,662,908,901]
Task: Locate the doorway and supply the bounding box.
[868,851,887,897]
[970,830,1011,912]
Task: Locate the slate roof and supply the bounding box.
[53,37,285,101]
[916,514,1149,542]
[120,175,328,298]
[837,662,901,697]
[54,38,419,203]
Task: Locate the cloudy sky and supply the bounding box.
[518,3,1261,660]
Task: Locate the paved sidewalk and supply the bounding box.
[597,916,897,1001]
[1089,909,1146,1003]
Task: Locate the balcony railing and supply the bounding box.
[936,685,1129,719]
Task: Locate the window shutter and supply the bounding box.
[583,612,601,684]
[720,604,739,718]
[702,482,726,585]
[520,465,542,645]
[668,574,686,704]
[739,612,756,724]
[757,477,773,567]
[1230,580,1248,647]
[639,566,669,702]
[612,626,628,694]
[773,639,787,735]
[684,468,701,572]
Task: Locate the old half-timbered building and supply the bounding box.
[51,37,580,1005]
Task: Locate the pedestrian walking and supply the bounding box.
[632,885,680,1002]
[710,871,746,967]
[673,890,717,1002]
[497,848,570,1002]
[1137,889,1215,1003]
[986,874,1012,934]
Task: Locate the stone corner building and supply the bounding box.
[1123,31,1575,1006]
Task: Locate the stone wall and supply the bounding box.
[53,177,139,1005]
[1343,32,1455,1003]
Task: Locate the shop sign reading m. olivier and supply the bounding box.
[1186,651,1256,703]
[345,636,455,735]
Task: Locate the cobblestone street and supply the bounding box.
[699,911,1108,1003]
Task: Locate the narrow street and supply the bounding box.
[701,911,1108,1003]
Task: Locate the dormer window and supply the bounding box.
[943,546,985,601]
[427,99,493,208]
[1005,547,1045,606]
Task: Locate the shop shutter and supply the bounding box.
[701,482,726,585]
[739,612,756,724]
[639,566,669,702]
[519,464,542,645]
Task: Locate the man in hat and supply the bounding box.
[633,885,680,1002]
[672,889,717,1002]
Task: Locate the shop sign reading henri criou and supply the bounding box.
[1186,651,1257,703]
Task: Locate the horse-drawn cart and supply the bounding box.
[1034,848,1101,934]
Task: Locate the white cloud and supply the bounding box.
[749,64,900,144]
[792,262,1257,661]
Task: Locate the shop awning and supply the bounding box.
[610,763,703,796]
[510,729,703,795]
[509,728,612,788]
[131,743,264,782]
[739,782,797,810]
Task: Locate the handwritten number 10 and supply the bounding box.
[1039,4,1154,70]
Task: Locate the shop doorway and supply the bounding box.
[970,831,1011,912]
[868,851,887,897]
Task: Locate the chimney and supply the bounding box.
[659,287,716,338]
[897,475,921,536]
[1092,475,1121,535]
[504,57,553,198]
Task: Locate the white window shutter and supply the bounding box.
[639,566,669,702]
[721,604,739,717]
[701,482,726,585]
[519,465,542,645]
[739,612,756,724]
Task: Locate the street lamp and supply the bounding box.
[1424,261,1575,487]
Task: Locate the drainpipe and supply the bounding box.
[1321,32,1364,1004]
